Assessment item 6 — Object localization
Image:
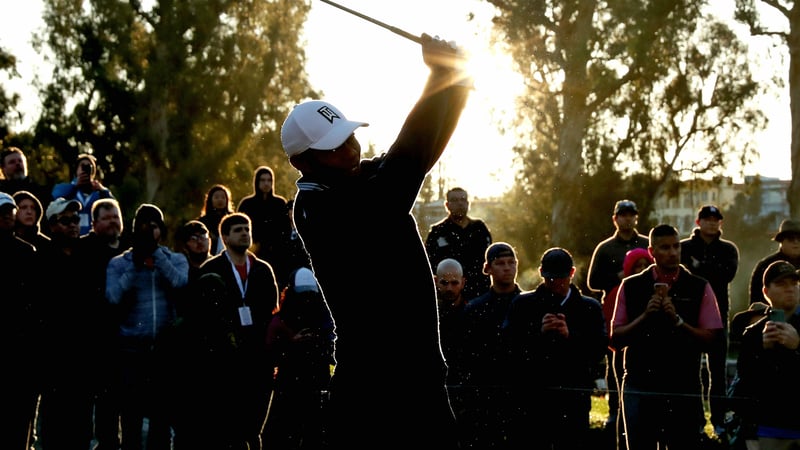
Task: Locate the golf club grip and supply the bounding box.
[318,0,422,44]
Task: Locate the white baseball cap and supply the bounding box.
[292,267,320,293]
[281,100,368,158]
[0,192,16,208]
[46,197,82,221]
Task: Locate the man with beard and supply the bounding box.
[78,198,127,450]
[426,187,493,301]
[0,147,51,205]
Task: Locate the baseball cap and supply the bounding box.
[176,220,209,243]
[763,260,800,286]
[485,242,516,264]
[281,100,369,158]
[614,199,638,215]
[698,205,723,220]
[540,247,574,279]
[774,219,800,242]
[0,192,16,209]
[46,197,81,221]
[292,267,320,294]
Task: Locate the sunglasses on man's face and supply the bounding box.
[57,215,80,226]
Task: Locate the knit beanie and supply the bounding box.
[622,248,653,277]
[133,203,166,233]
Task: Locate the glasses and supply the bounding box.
[189,234,209,242]
[57,215,80,226]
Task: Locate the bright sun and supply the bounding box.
[305,0,792,197]
[304,0,525,199]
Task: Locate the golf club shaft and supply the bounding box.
[318,0,421,44]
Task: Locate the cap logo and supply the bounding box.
[317,105,341,123]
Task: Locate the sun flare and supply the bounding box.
[305,0,525,199]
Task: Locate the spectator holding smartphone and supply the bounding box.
[503,247,607,450]
[735,260,800,449]
[611,224,723,449]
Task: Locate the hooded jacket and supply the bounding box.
[106,245,188,351]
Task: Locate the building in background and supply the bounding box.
[650,176,789,234]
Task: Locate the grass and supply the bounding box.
[590,394,610,429]
[590,391,717,436]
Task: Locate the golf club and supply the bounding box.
[318,0,422,44]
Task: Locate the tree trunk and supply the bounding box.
[551,105,590,247]
[790,5,800,218]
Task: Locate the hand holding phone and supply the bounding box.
[764,308,786,349]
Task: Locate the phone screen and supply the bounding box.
[769,309,785,323]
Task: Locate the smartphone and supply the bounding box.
[769,309,785,323]
[654,282,669,296]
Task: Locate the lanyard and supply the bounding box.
[76,189,89,207]
[224,250,250,304]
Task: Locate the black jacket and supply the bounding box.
[292,74,470,448]
[426,217,492,301]
[504,284,607,391]
[680,228,739,316]
[737,307,800,432]
[462,285,522,386]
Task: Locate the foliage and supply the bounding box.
[719,177,785,314]
[29,0,317,232]
[0,46,21,139]
[733,0,799,219]
[484,0,765,275]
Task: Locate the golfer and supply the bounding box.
[280,33,471,449]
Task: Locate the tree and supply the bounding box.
[724,177,779,311]
[33,0,316,226]
[0,46,21,141]
[734,0,799,218]
[485,0,764,252]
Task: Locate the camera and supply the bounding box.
[80,162,92,174]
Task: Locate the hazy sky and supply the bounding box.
[0,0,791,199]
